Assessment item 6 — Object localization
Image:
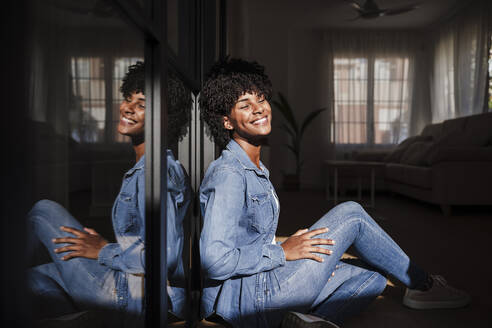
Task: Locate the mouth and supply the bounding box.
[251,116,268,125]
[121,116,137,125]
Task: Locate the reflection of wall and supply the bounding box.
[28,3,142,210]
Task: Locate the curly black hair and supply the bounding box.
[120,61,191,143]
[120,61,145,100]
[200,57,273,148]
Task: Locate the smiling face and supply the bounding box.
[117,92,145,140]
[223,92,272,143]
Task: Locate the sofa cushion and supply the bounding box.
[442,116,467,136]
[385,163,432,189]
[421,123,443,139]
[400,141,433,166]
[463,112,492,146]
[384,135,432,163]
[427,146,492,165]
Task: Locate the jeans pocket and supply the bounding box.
[114,192,138,234]
[250,193,274,233]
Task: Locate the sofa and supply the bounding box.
[383,112,492,215]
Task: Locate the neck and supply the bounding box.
[233,135,262,169]
[133,142,145,162]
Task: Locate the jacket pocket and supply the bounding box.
[249,193,274,233]
[114,192,138,234]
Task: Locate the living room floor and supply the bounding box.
[275,190,492,328]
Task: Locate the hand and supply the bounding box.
[53,226,108,261]
[280,227,335,262]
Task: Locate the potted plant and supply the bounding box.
[271,92,327,191]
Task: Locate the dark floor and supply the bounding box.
[276,190,492,328]
[62,189,492,327]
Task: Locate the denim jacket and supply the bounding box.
[200,140,285,327]
[98,150,190,316]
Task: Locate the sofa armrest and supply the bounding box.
[428,147,492,165]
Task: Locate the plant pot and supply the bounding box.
[283,174,300,191]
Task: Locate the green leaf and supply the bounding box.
[300,107,327,138]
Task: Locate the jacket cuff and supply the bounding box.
[266,244,286,267]
[98,243,121,267]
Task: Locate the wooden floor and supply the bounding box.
[276,190,492,328]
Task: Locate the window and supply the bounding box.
[333,56,410,145]
[70,56,143,143]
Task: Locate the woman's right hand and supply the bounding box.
[280,227,335,262]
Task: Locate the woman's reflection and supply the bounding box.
[27,62,191,325]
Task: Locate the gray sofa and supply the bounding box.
[383,112,492,215]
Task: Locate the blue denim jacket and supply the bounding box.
[200,140,285,327]
[98,150,190,316]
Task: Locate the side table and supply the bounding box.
[324,160,385,208]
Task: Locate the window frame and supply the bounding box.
[332,54,411,146]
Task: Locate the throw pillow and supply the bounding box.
[400,141,433,166]
[384,135,432,163]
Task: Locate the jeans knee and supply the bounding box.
[373,272,388,295]
[29,199,62,223]
[342,201,364,212]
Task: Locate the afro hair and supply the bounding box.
[120,61,191,143]
[199,57,273,148]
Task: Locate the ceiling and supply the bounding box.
[258,0,463,30]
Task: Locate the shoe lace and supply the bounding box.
[431,275,448,287]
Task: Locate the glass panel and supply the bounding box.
[167,0,199,81]
[26,0,145,325]
[333,57,368,144]
[374,57,410,144]
[165,67,193,324]
[489,36,492,110]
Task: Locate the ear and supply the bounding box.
[223,116,234,130]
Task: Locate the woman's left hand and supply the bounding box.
[280,227,335,262]
[53,226,108,260]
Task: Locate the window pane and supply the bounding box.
[373,57,410,144]
[333,57,368,144]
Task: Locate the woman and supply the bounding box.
[27,62,191,322]
[198,58,470,328]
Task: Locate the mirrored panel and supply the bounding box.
[165,68,193,325]
[26,0,146,326]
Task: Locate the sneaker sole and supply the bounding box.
[403,295,471,310]
[281,312,341,328]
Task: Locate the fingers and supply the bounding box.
[52,237,80,244]
[61,251,83,261]
[54,245,81,254]
[309,238,335,246]
[84,227,99,235]
[59,226,85,237]
[308,247,333,256]
[304,254,324,263]
[304,227,329,238]
[293,228,309,236]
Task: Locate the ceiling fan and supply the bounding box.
[347,0,420,20]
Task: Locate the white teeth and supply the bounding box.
[253,117,267,125]
[122,117,135,124]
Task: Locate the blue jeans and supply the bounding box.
[264,201,428,325]
[27,200,118,319]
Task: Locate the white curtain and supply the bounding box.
[431,1,491,122]
[322,30,425,155]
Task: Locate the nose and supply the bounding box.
[253,102,265,115]
[120,100,135,114]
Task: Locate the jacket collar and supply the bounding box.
[125,154,145,177]
[226,139,269,178]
